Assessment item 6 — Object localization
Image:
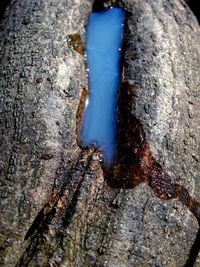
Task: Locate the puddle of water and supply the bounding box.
[80,7,125,165]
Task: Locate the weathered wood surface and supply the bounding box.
[0,0,199,266]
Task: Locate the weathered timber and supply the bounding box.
[0,0,200,266]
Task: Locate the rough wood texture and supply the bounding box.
[0,0,91,265]
[0,0,199,266]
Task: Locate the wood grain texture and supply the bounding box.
[0,0,199,266]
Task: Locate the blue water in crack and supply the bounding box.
[80,7,125,165]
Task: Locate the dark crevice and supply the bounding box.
[17,150,94,266]
[185,227,200,267]
[23,126,91,241]
[19,204,58,265]
[92,0,108,12]
[185,0,200,23]
[24,150,93,240]
[62,177,85,227]
[92,0,125,12]
[24,206,46,240]
[0,0,12,20]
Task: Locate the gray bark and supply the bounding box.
[0,0,199,266]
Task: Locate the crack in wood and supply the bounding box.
[25,149,94,236]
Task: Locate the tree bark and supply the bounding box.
[0,0,199,266]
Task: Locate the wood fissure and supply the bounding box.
[0,0,199,266]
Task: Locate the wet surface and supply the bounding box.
[80,7,125,164]
[67,34,85,55]
[103,81,200,224]
[61,5,200,265]
[73,10,200,264]
[76,78,200,266]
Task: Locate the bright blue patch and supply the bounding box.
[80,7,125,165]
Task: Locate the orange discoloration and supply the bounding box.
[67,33,85,55]
[76,88,88,145]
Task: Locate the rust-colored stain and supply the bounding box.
[76,87,88,145]
[67,33,85,55]
[103,81,200,222]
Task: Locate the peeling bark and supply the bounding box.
[0,0,199,266]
